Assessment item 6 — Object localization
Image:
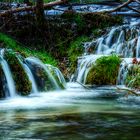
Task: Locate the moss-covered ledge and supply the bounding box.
[86,55,121,85]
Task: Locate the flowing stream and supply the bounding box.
[0,83,140,140]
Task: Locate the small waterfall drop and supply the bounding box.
[17,55,38,93]
[25,57,60,90]
[76,55,104,84]
[0,49,16,97]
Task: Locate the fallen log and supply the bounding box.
[126,5,140,14]
[0,0,140,17]
[54,0,140,15]
[0,0,68,17]
[106,0,134,13]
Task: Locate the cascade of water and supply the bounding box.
[46,64,66,88]
[17,55,38,93]
[136,36,140,58]
[0,50,16,97]
[117,58,133,85]
[76,25,140,85]
[25,57,60,90]
[23,64,38,93]
[76,55,104,84]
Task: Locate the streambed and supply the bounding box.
[0,83,139,140]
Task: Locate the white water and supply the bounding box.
[17,55,38,93]
[77,55,104,84]
[22,63,38,93]
[0,50,66,98]
[76,25,140,85]
[0,51,16,97]
[46,64,66,88]
[26,57,60,89]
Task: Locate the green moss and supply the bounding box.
[0,32,58,66]
[4,50,32,96]
[86,55,121,85]
[68,36,89,74]
[125,64,140,90]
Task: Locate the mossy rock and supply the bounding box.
[86,55,121,85]
[4,50,32,96]
[25,60,55,91]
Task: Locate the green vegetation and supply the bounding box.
[125,64,140,90]
[61,12,123,34]
[86,55,121,85]
[0,33,58,66]
[68,36,89,73]
[4,50,32,95]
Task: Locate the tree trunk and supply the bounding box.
[36,0,44,27]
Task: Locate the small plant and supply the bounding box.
[125,62,140,90]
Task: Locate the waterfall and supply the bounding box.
[0,50,16,97]
[0,49,66,98]
[25,57,60,90]
[46,64,66,87]
[17,55,38,93]
[76,55,104,84]
[76,25,140,85]
[22,64,38,93]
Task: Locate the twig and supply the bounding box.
[116,86,140,96]
[76,81,91,89]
